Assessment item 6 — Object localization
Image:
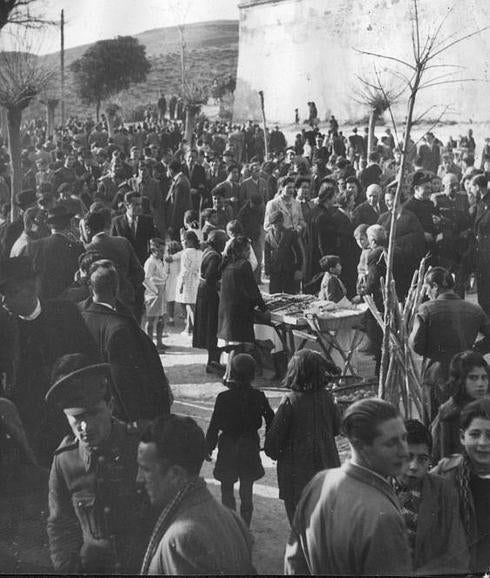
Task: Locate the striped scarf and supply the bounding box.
[140,477,203,575]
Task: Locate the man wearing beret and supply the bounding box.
[0,256,97,465]
[46,353,154,573]
[137,414,255,575]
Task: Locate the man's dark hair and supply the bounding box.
[460,398,490,431]
[89,259,119,296]
[405,419,432,452]
[140,415,208,476]
[342,398,400,445]
[424,266,455,290]
[78,250,103,275]
[85,208,111,233]
[471,174,487,190]
[124,191,141,205]
[169,160,182,173]
[368,151,380,163]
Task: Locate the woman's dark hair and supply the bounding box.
[319,254,341,272]
[206,229,227,253]
[283,350,339,392]
[222,235,250,268]
[183,230,200,249]
[460,398,490,431]
[448,351,489,405]
[405,419,432,452]
[337,191,354,210]
[226,219,244,237]
[424,266,455,290]
[471,173,487,190]
[342,398,400,445]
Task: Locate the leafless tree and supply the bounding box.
[0,36,53,218]
[356,0,489,414]
[0,0,55,32]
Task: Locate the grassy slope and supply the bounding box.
[26,20,239,122]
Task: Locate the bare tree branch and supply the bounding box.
[418,78,481,90]
[354,48,416,70]
[411,104,439,125]
[374,65,400,145]
[412,105,450,147]
[427,26,490,62]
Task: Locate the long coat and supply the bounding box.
[206,385,274,483]
[166,173,192,239]
[110,214,158,266]
[3,299,97,465]
[218,259,266,343]
[264,389,340,504]
[79,299,172,422]
[193,248,221,350]
[474,191,490,315]
[26,233,84,300]
[86,233,144,309]
[285,462,412,575]
[47,419,154,574]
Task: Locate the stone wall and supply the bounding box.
[234,0,490,124]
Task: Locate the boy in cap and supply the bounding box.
[46,353,153,574]
[138,413,256,574]
[206,354,274,527]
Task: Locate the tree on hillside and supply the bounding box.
[70,36,151,121]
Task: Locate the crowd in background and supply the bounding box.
[0,108,490,575]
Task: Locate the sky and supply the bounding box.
[10,0,240,53]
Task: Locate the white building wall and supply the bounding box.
[234,0,490,124]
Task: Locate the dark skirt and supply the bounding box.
[192,281,219,350]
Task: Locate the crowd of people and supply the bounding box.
[0,109,489,574]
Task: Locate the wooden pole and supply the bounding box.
[60,9,65,127]
[258,90,269,160]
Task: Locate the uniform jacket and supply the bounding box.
[86,233,144,308]
[79,299,171,422]
[129,176,166,236]
[110,214,158,265]
[26,232,84,300]
[265,389,340,503]
[47,419,154,574]
[284,462,412,575]
[264,228,302,275]
[218,259,267,343]
[147,478,255,575]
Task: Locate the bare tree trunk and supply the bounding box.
[96,100,100,123]
[7,107,22,223]
[46,99,58,138]
[367,109,377,156]
[106,110,115,138]
[185,108,197,145]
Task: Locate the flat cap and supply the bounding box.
[412,170,433,187]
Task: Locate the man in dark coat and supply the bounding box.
[84,209,144,314]
[23,204,84,300]
[129,160,166,237]
[165,160,192,240]
[79,260,172,423]
[110,191,158,266]
[473,175,490,316]
[0,257,97,465]
[46,354,154,574]
[264,211,302,294]
[183,149,208,213]
[352,184,383,227]
[409,267,490,422]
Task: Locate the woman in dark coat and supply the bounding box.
[264,350,341,524]
[192,230,227,375]
[431,351,489,461]
[218,235,269,380]
[206,354,274,527]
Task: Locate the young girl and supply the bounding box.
[164,240,182,327]
[318,255,347,303]
[206,354,274,527]
[170,230,202,335]
[143,237,168,352]
[180,209,203,243]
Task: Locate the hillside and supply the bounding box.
[26,20,239,122]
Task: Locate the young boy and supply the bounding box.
[144,237,168,351]
[393,420,469,575]
[318,254,347,303]
[354,223,370,298]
